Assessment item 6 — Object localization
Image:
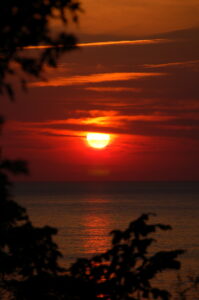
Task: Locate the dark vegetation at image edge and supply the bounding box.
[0,1,198,299]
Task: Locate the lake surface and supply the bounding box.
[14,181,199,282]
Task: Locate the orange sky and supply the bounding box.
[1,1,199,181]
[71,0,199,38]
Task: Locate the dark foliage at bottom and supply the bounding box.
[70,213,184,300]
[0,151,185,299]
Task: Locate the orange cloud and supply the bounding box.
[85,87,141,92]
[144,60,199,69]
[30,72,165,87]
[23,38,171,50]
[80,114,177,128]
[79,39,171,47]
[17,112,178,130]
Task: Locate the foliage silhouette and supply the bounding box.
[175,274,199,300]
[0,127,67,299]
[70,213,184,300]
[0,1,81,298]
[0,160,186,300]
[0,0,80,99]
[0,1,195,299]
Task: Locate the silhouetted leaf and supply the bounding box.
[0,0,80,99]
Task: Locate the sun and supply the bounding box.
[86,133,110,149]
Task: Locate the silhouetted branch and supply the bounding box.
[70,213,184,300]
[0,0,81,99]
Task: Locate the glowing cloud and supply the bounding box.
[85,87,141,92]
[79,39,171,47]
[30,72,165,87]
[23,38,171,50]
[144,60,199,69]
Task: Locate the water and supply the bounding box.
[14,181,199,281]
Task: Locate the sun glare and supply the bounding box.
[86,133,110,149]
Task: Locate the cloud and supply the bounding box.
[9,106,199,140]
[24,38,171,50]
[30,72,165,87]
[79,39,171,47]
[85,87,141,92]
[144,59,199,69]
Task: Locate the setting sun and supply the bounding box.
[86,133,110,149]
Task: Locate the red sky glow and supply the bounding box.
[1,1,199,181]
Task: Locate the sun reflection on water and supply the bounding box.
[81,212,111,256]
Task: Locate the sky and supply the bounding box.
[1,0,199,181]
